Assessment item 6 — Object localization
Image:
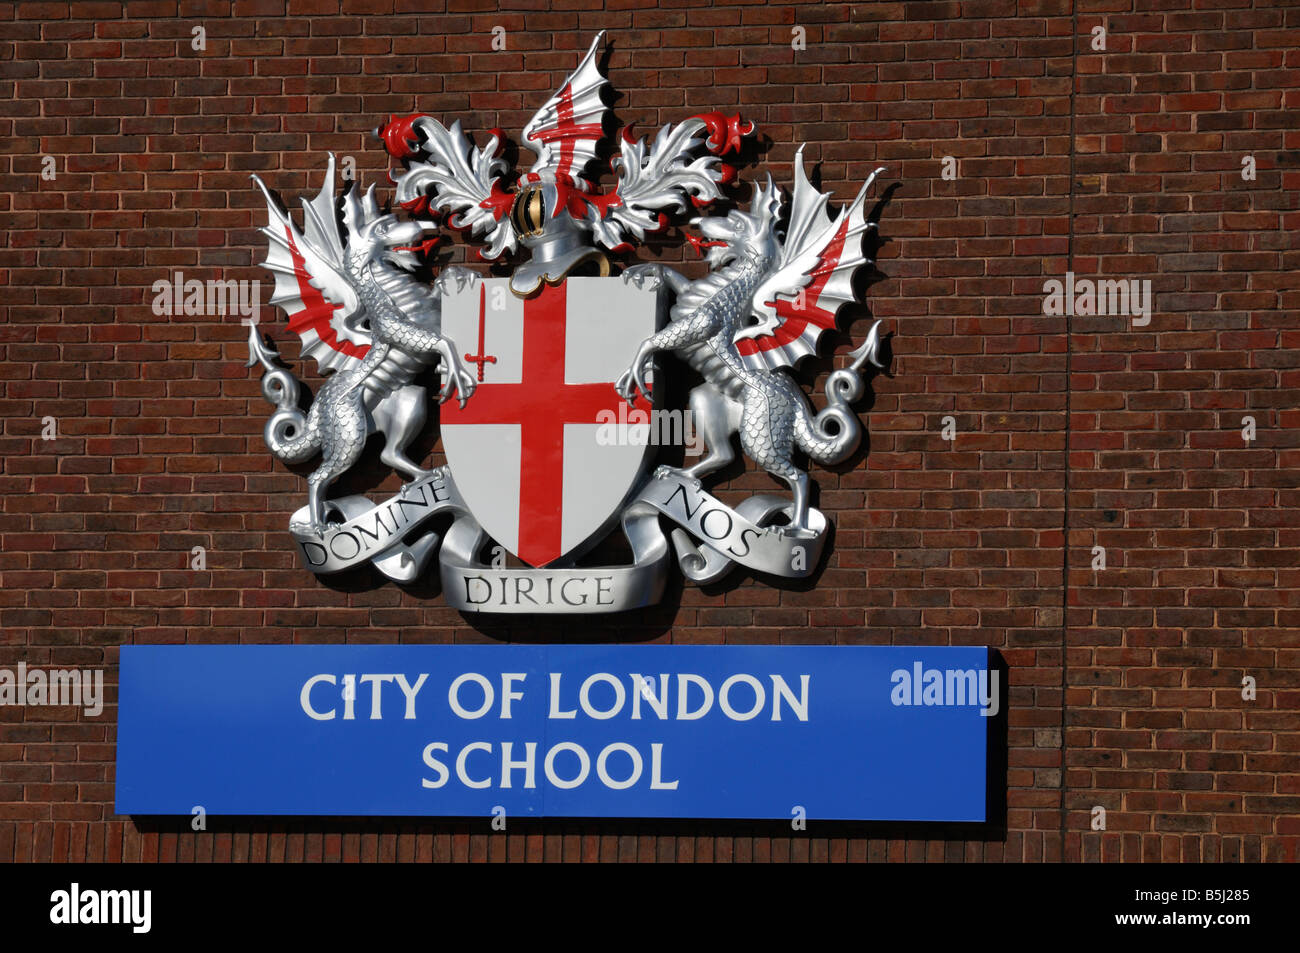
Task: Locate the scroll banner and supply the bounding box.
[116,644,994,821]
[288,467,461,578]
[287,468,833,612]
[438,502,670,613]
[632,470,827,583]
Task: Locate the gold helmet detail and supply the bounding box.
[509,185,547,240]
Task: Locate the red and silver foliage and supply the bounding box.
[390,118,518,263]
[585,113,754,253]
[382,33,756,280]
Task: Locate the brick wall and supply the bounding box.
[0,0,1294,862]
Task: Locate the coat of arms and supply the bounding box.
[246,33,892,613]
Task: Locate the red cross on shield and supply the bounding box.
[438,277,662,568]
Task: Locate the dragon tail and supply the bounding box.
[793,319,886,465]
[246,326,321,464]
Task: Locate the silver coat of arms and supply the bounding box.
[246,33,893,613]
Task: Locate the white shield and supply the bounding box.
[438,276,662,568]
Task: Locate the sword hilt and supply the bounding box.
[464,352,498,382]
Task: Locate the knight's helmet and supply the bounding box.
[505,176,609,295]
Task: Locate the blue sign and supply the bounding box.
[116,645,995,821]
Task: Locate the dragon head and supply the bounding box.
[341,183,435,274]
[688,175,781,271]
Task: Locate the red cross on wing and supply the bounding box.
[735,150,887,372]
[252,155,370,376]
[521,32,612,190]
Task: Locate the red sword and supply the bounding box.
[463,282,498,382]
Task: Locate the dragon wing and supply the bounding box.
[520,32,611,188]
[735,149,886,372]
[252,154,369,375]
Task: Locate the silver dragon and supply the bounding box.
[246,155,478,535]
[616,150,888,535]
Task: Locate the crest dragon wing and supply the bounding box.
[735,149,887,373]
[252,154,369,375]
[520,32,611,190]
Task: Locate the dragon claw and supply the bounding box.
[614,369,635,403]
[653,465,700,488]
[621,264,663,291]
[291,510,333,539]
[435,266,480,298]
